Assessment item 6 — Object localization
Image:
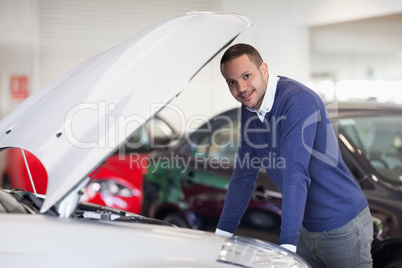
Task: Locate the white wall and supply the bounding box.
[311,13,402,81]
[0,0,39,118]
[1,0,402,127]
[217,0,402,80]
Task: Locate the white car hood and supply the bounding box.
[0,12,251,213]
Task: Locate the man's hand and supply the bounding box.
[280,244,297,253]
[215,228,233,237]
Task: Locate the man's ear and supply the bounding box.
[260,62,269,77]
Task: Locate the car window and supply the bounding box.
[147,117,175,138]
[194,117,239,162]
[124,117,175,150]
[125,125,149,149]
[339,115,402,183]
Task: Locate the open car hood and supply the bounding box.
[0,12,251,213]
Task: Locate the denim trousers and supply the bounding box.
[297,206,373,268]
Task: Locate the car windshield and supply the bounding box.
[191,116,240,163]
[339,115,402,183]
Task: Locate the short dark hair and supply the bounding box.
[220,43,263,68]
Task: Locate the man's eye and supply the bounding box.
[228,81,235,86]
[244,74,250,79]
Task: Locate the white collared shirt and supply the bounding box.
[246,74,279,122]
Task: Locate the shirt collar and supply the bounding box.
[247,74,279,122]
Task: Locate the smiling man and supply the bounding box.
[215,43,373,268]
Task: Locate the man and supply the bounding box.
[215,43,373,268]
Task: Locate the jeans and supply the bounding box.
[297,206,373,268]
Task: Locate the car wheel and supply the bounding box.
[163,213,189,228]
[245,210,279,230]
[384,257,402,268]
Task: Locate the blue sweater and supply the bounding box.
[217,77,368,246]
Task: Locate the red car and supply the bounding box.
[1,116,176,214]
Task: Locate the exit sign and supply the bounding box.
[10,75,29,100]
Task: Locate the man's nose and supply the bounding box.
[237,80,247,92]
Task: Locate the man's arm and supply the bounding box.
[277,92,320,246]
[216,111,260,234]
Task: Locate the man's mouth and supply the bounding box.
[239,90,255,100]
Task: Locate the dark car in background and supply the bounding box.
[143,101,402,268]
[1,115,177,214]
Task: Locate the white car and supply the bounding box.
[0,12,310,268]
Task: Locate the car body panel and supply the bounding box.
[3,148,47,194]
[0,188,309,268]
[0,12,252,213]
[0,213,229,267]
[0,210,310,267]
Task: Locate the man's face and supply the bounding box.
[221,54,268,110]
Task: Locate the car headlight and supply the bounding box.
[88,180,133,197]
[218,236,310,268]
